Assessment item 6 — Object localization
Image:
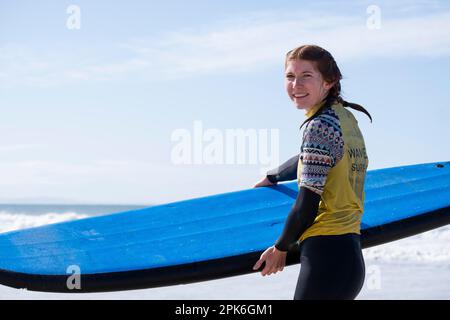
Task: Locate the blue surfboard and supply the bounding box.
[0,161,449,292]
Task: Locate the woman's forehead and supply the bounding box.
[285,59,318,73]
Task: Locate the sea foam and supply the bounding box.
[0,211,89,233]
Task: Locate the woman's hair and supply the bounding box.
[285,45,372,130]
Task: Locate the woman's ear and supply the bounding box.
[323,81,335,91]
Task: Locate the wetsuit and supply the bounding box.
[266,100,368,300]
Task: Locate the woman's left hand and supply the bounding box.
[253,245,287,276]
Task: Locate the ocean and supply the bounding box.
[0,203,147,234]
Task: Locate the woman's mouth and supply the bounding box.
[293,93,309,99]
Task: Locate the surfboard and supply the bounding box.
[0,161,449,293]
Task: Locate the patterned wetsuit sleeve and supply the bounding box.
[266,154,299,183]
[299,116,344,195]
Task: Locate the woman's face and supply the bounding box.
[285,59,333,111]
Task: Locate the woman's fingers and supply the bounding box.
[262,259,277,276]
[261,261,270,276]
[253,258,263,270]
[261,248,275,275]
[261,258,275,275]
[277,257,285,272]
[253,176,275,188]
[267,257,285,275]
[253,248,269,270]
[254,246,287,276]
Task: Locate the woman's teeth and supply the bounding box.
[294,93,308,98]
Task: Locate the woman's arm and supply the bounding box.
[274,186,321,251]
[252,186,320,275]
[266,154,299,184]
[275,115,344,251]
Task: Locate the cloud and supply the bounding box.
[1,9,450,87]
[149,11,450,76]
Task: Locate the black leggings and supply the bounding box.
[294,233,365,300]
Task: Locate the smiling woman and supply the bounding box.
[253,44,373,300]
[284,45,372,128]
[285,58,333,111]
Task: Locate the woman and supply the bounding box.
[252,45,372,300]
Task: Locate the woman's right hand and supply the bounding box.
[253,176,276,188]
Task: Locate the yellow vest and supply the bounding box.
[297,102,369,242]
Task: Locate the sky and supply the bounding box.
[1,0,450,204]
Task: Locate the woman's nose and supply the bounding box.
[293,77,303,87]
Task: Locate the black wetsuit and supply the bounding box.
[266,155,365,300]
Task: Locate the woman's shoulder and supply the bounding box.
[303,108,344,155]
[305,107,342,134]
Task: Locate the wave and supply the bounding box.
[363,225,450,264]
[0,211,89,234]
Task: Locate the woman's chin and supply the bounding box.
[292,99,310,110]
[294,104,307,110]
